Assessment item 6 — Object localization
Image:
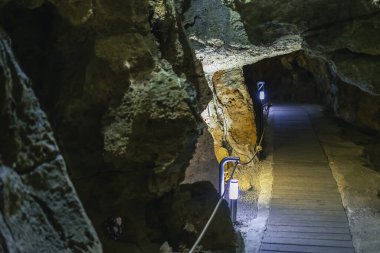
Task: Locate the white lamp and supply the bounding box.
[229,179,239,200]
[259,90,265,100]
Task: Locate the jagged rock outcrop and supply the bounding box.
[0,28,101,253]
[0,1,235,252]
[202,69,256,163]
[182,0,302,73]
[201,68,258,191]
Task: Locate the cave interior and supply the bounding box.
[0,1,380,253]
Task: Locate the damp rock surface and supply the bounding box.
[0,0,235,252]
[0,29,101,253]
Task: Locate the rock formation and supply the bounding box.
[0,0,233,252]
[0,28,101,253]
[0,0,380,252]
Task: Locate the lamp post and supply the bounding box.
[218,157,240,197]
[259,90,265,100]
[257,81,265,160]
[257,81,265,103]
[218,157,240,223]
[229,179,239,222]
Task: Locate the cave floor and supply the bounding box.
[260,105,354,253]
[182,104,380,253]
[254,104,380,253]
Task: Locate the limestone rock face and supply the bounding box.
[202,68,256,163]
[0,29,101,253]
[182,0,302,73]
[0,0,234,251]
[103,61,198,196]
[201,68,258,191]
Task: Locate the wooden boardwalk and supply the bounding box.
[260,105,354,253]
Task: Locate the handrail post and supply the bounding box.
[218,156,240,197]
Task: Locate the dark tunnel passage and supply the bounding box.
[242,51,380,173]
[0,2,64,111]
[243,51,328,106]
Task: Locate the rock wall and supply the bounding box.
[202,69,256,163]
[0,28,101,253]
[0,0,235,252]
[232,0,380,130]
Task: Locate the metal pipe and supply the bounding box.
[218,156,240,197]
[229,199,237,222]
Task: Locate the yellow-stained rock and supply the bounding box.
[202,68,258,189]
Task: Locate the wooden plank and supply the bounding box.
[269,214,348,222]
[260,243,354,253]
[270,203,343,211]
[273,164,331,170]
[272,185,339,192]
[273,181,337,188]
[272,190,340,197]
[274,182,337,188]
[274,174,333,180]
[271,198,343,208]
[269,208,346,217]
[271,195,341,202]
[271,197,341,204]
[268,219,349,228]
[272,192,341,200]
[273,165,330,170]
[262,237,353,247]
[273,161,329,166]
[266,225,350,234]
[264,231,351,241]
[274,172,333,178]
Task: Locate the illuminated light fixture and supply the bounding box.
[229,179,239,200]
[259,90,265,100]
[229,179,239,222]
[257,81,265,101]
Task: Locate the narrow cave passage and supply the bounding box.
[262,105,354,252]
[233,52,380,253]
[2,0,380,253]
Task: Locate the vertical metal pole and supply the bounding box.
[218,157,240,197]
[229,199,237,222]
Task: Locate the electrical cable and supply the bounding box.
[188,162,239,253]
[239,104,271,166]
